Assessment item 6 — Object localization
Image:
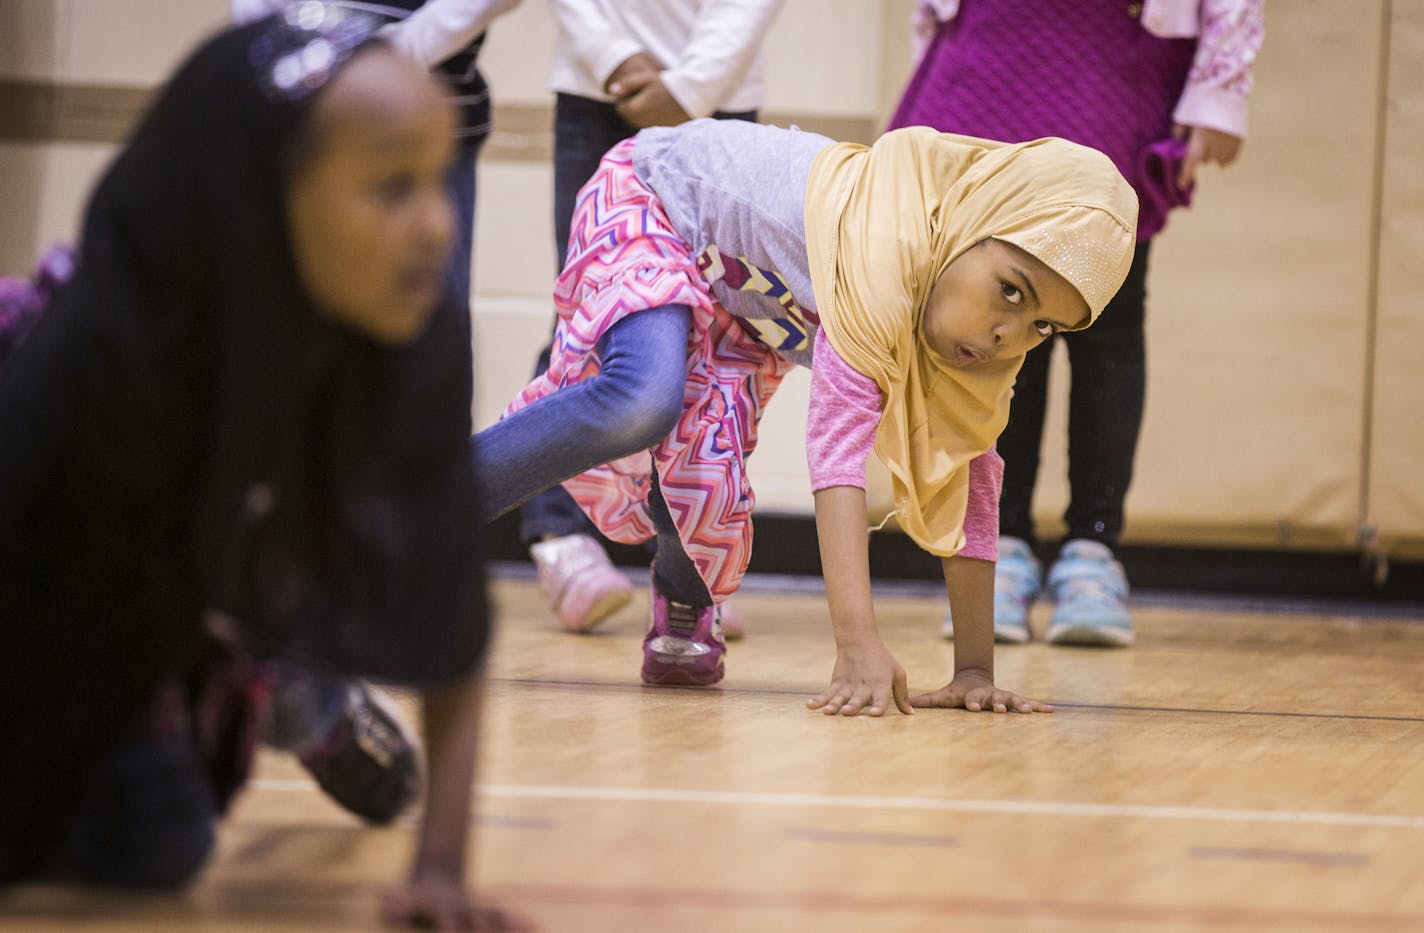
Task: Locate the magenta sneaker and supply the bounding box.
[641,588,726,686]
[530,533,634,632]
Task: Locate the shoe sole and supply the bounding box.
[1045,623,1135,647]
[640,657,725,686]
[994,624,1031,644]
[561,587,633,634]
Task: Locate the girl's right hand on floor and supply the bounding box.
[382,876,532,931]
[806,639,914,717]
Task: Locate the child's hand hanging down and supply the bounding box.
[1173,123,1244,189]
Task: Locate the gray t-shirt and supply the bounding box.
[632,119,835,368]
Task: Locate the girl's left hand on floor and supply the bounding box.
[908,669,1054,714]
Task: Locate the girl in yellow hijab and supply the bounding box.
[478,118,1136,713]
[805,126,1137,716]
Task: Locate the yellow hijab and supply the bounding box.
[805,128,1138,556]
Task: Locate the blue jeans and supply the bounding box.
[519,95,757,545]
[474,304,711,604]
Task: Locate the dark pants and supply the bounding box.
[518,94,757,545]
[998,240,1152,549]
[60,689,218,888]
[447,135,482,432]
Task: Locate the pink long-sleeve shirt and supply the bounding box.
[806,329,1002,562]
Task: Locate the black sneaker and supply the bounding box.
[300,682,422,825]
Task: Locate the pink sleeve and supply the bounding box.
[807,329,1002,561]
[958,447,1002,561]
[806,328,880,491]
[1172,0,1264,138]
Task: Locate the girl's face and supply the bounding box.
[286,47,456,345]
[923,238,1090,368]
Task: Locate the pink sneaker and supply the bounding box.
[530,534,634,632]
[641,587,726,686]
[719,600,746,641]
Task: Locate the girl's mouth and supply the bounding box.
[955,344,987,365]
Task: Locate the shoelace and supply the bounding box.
[1056,576,1123,603]
[350,695,401,769]
[539,539,605,585]
[995,562,1039,596]
[665,600,702,638]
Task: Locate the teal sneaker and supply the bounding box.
[941,536,1039,643]
[1044,539,1134,647]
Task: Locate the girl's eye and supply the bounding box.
[1001,281,1023,305]
[1033,320,1056,338]
[372,173,416,204]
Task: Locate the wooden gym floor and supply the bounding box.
[4,569,1424,932]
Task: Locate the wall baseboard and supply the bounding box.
[487,510,1424,609]
[0,79,879,154]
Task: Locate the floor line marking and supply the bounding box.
[487,675,1424,724]
[249,779,1424,829]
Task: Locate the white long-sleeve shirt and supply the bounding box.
[548,0,784,120]
[232,0,520,69]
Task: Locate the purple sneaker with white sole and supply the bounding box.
[641,586,726,686]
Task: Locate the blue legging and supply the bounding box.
[474,305,712,605]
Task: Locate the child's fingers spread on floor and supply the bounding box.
[907,688,957,708]
[893,672,913,714]
[837,693,868,715]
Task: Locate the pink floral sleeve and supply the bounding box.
[1172,0,1265,138]
[807,328,1001,560]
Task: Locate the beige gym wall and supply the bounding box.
[1,1,1420,560]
